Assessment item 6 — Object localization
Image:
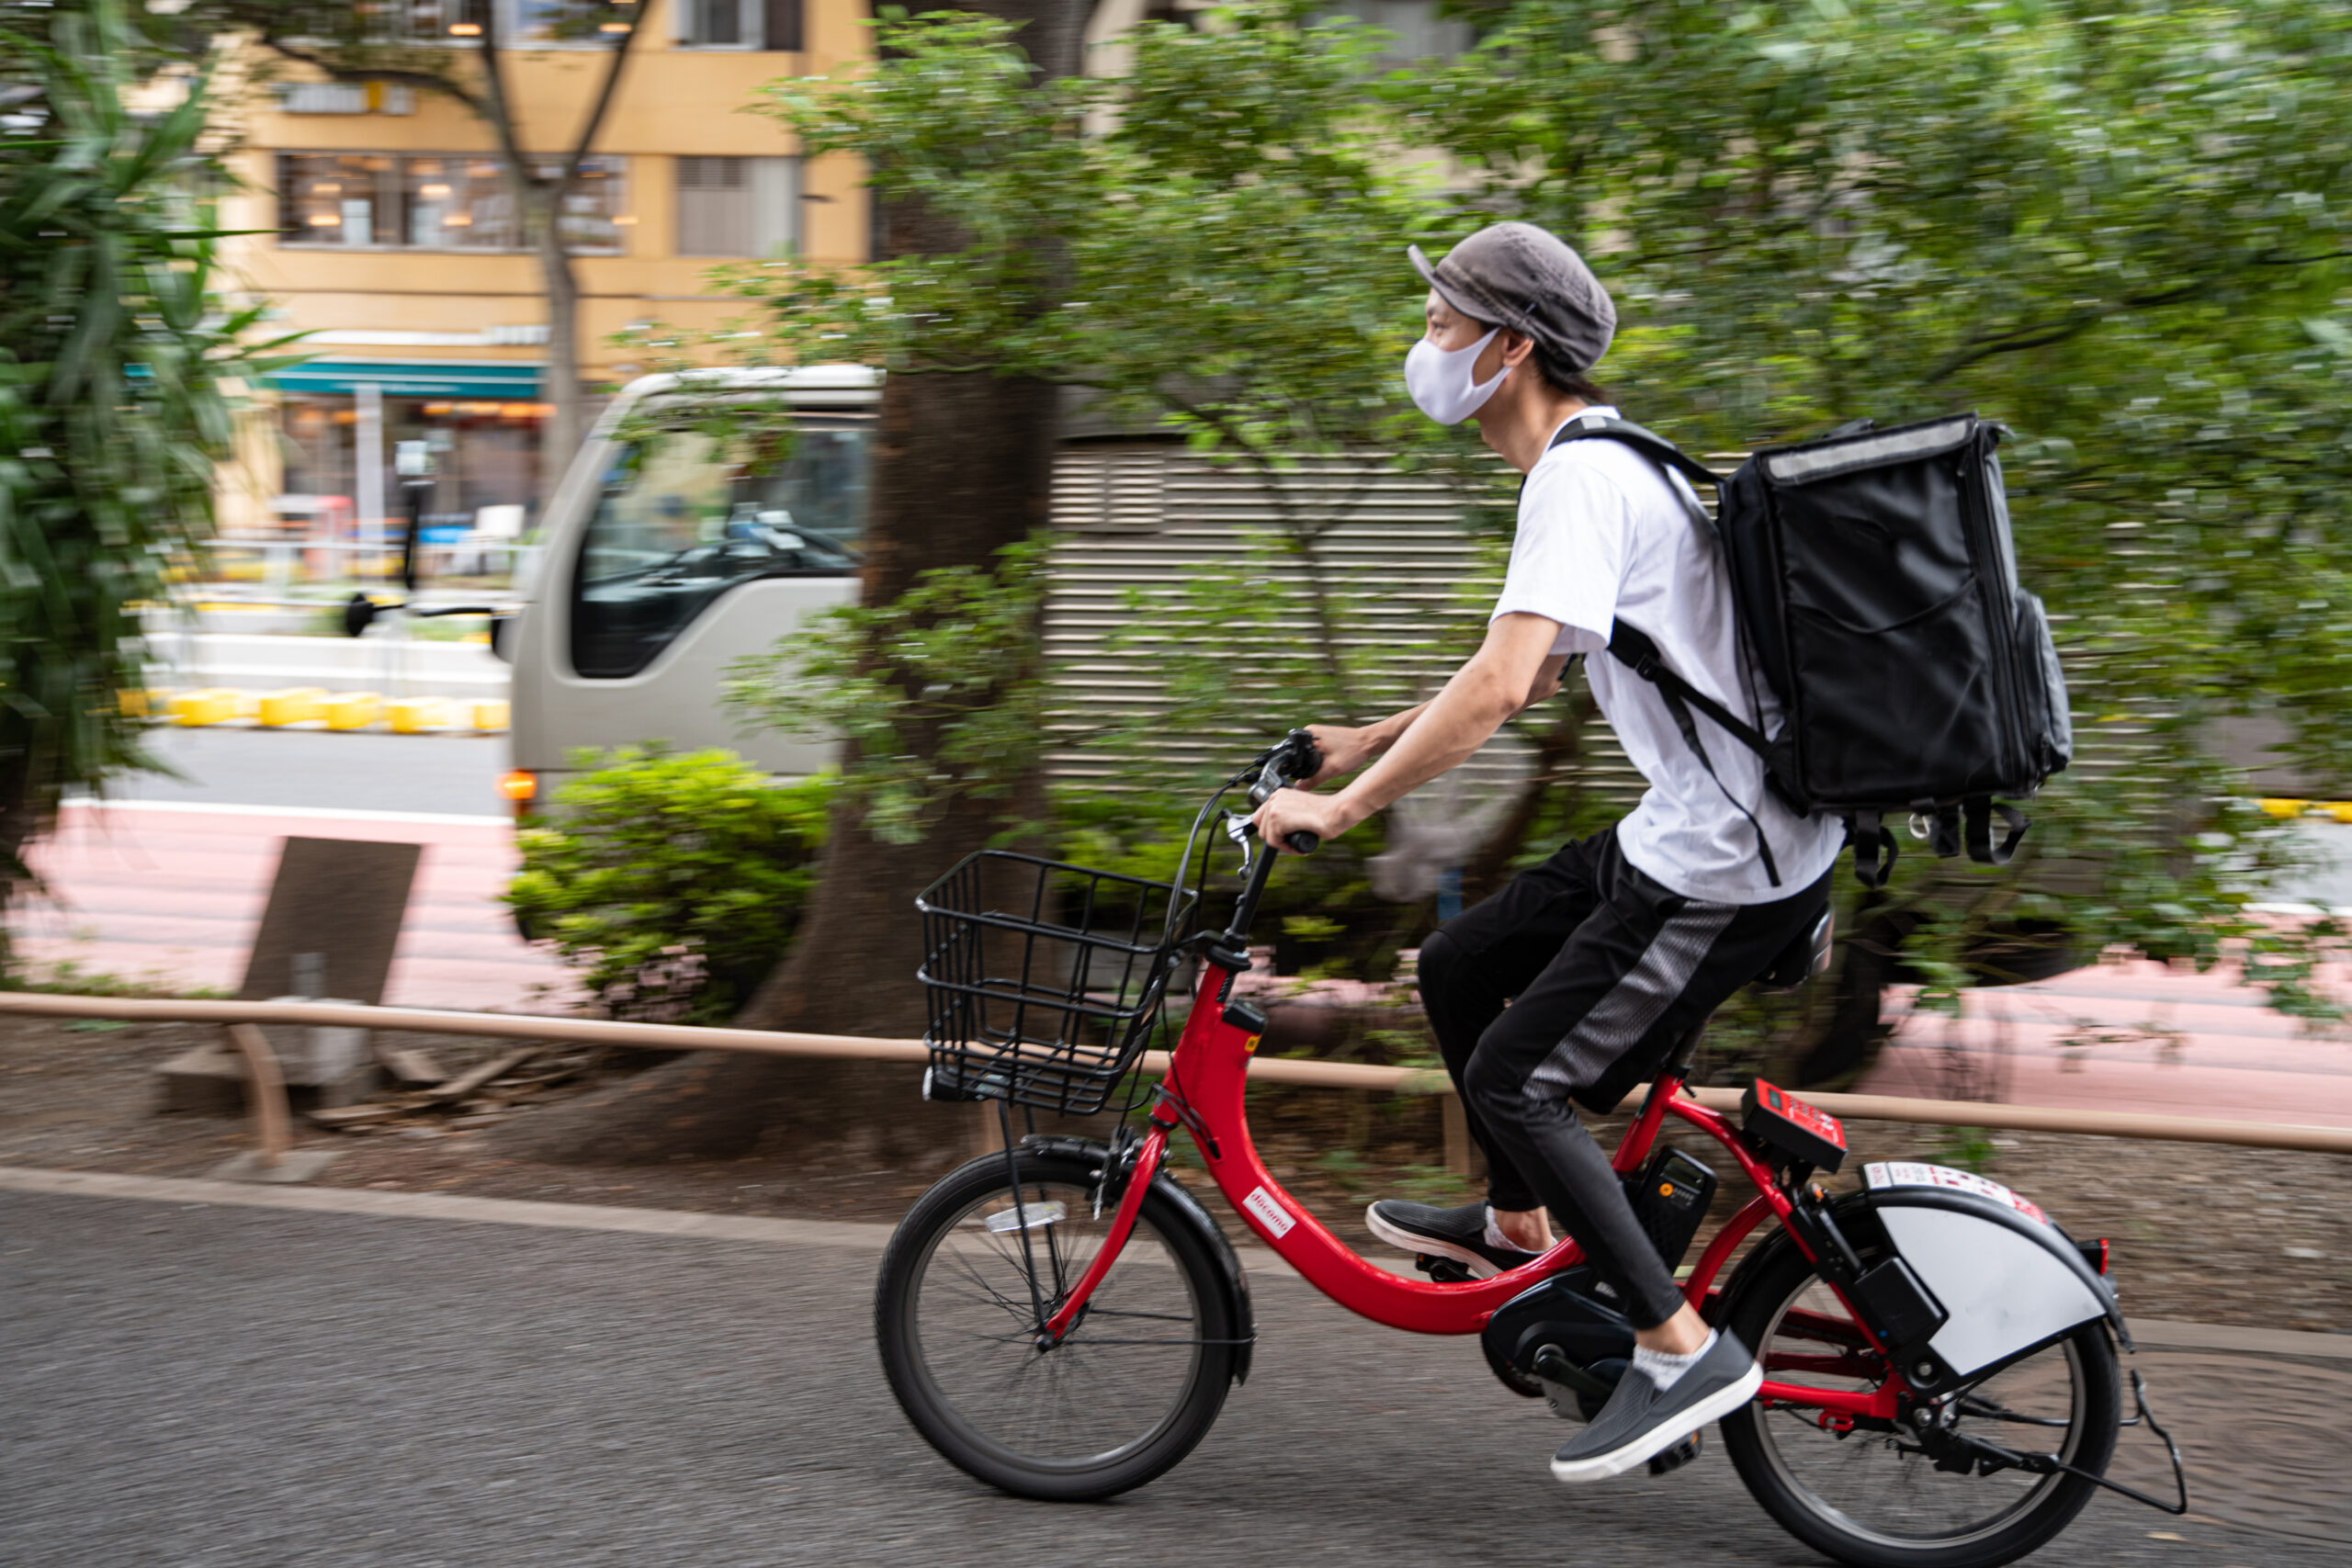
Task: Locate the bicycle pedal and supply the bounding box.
[1646,1430,1703,1476]
[1415,1254,1479,1283]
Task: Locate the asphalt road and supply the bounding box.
[3,1183,2324,1568]
[94,727,512,818]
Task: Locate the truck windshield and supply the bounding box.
[571,408,872,679]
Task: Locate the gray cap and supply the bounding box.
[1409,222,1617,374]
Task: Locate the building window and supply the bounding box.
[277,153,401,247]
[280,152,628,254]
[380,1,639,45]
[513,0,636,44]
[674,155,797,257]
[386,0,492,40]
[679,0,802,50]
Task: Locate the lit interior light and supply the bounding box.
[420,183,452,198]
[611,213,637,225]
[307,213,341,226]
[449,22,482,37]
[313,182,342,195]
[600,21,630,31]
[442,213,473,226]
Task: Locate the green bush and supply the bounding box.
[505,748,831,1023]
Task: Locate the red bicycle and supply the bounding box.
[877,733,2185,1568]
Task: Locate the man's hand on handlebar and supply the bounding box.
[1251,782,1363,855]
[1293,723,1379,790]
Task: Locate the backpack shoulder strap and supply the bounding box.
[1605,621,1782,887]
[1543,413,1725,543]
[1605,622,1770,760]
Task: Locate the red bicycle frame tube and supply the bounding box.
[1041,1124,1168,1342]
[1039,962,1896,1417]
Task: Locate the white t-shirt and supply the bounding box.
[1490,408,1844,904]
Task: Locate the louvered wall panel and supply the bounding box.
[1039,446,2151,825]
[1041,446,1647,806]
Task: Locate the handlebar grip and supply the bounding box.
[1284,830,1319,855]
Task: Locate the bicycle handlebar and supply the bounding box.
[1246,729,1323,856]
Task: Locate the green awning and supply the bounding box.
[265,358,546,400]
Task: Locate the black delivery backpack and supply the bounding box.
[1548,411,2074,888]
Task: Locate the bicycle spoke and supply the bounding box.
[909,1176,1205,1467]
[1749,1271,2086,1548]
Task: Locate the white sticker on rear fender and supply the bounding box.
[1864,1161,2049,1225]
[1241,1185,1296,1238]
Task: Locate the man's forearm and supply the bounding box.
[1363,700,1431,757]
[1335,667,1520,818]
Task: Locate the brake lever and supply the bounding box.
[1223,810,1259,878]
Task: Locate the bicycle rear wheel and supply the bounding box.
[1721,1241,2119,1568]
[875,1147,1239,1500]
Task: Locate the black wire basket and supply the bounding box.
[915,850,1198,1116]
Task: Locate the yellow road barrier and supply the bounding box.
[387,696,447,735]
[325,692,381,731]
[170,689,239,727]
[470,698,511,732]
[258,688,329,728]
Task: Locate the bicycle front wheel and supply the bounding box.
[1721,1240,2120,1568]
[875,1146,1239,1500]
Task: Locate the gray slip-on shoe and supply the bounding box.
[1550,1331,1762,1483]
[1365,1200,1540,1278]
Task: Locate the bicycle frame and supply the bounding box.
[1041,955,1898,1424]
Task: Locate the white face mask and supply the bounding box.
[1404,328,1509,424]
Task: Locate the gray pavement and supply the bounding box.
[93,727,512,817]
[4,1182,2334,1568]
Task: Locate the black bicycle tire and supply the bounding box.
[1720,1242,2120,1568]
[875,1148,1238,1501]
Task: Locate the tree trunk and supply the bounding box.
[539,228,583,506]
[503,0,1089,1166]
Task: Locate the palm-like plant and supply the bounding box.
[0,0,289,923]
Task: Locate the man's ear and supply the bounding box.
[1497,330,1538,367]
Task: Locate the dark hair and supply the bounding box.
[1527,338,1610,405]
[1477,317,1610,403]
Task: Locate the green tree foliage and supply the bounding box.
[1405,0,2352,1012]
[706,1,2347,1020]
[671,2,1480,757]
[726,4,1447,468]
[505,748,831,1022]
[724,536,1052,845]
[0,1,286,886]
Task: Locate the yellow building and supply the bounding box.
[215,1,872,538]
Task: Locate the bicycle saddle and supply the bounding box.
[1750,908,1834,993]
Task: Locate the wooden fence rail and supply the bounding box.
[5,991,2348,1168]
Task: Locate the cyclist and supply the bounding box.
[1250,221,1843,1483]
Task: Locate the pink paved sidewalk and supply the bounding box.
[8,801,575,1012]
[1860,957,2352,1127]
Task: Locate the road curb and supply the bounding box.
[6,1164,2346,1360]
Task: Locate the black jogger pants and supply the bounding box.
[1418,827,1829,1329]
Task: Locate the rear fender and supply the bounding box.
[1865,1188,2124,1378]
[1722,1190,2123,1392]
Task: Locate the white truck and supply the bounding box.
[504,367,880,805]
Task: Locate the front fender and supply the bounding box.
[1148,1167,1255,1387]
[1021,1136,1254,1387]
